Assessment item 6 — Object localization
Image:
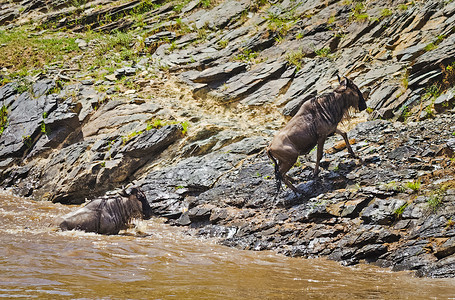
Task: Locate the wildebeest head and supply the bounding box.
[337,75,367,112]
[120,187,152,220]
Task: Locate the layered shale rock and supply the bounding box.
[1,0,455,277]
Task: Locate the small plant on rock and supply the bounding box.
[427,184,449,212]
[399,105,412,122]
[350,1,369,22]
[122,130,143,145]
[196,27,209,41]
[424,104,435,118]
[401,71,409,90]
[22,135,32,148]
[380,8,392,18]
[428,192,443,211]
[442,61,455,89]
[446,218,455,229]
[424,35,446,52]
[40,121,50,134]
[404,179,421,193]
[394,202,409,218]
[285,48,305,70]
[14,77,32,94]
[265,9,296,38]
[0,105,7,136]
[181,121,189,135]
[424,84,442,100]
[235,49,259,63]
[146,119,164,130]
[199,0,211,8]
[315,47,331,57]
[217,39,229,49]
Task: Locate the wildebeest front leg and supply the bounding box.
[336,129,356,157]
[314,136,326,177]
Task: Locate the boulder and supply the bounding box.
[410,34,455,84]
[189,62,247,84]
[0,92,58,158]
[434,87,455,112]
[193,0,250,29]
[209,60,287,102]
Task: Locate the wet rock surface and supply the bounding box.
[2,0,455,278]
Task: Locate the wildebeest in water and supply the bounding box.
[55,187,152,235]
[267,75,367,196]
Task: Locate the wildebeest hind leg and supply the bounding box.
[283,174,300,195]
[278,158,301,195]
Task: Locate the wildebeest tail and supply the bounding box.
[266,149,282,197]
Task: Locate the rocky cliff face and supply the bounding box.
[1,0,455,277]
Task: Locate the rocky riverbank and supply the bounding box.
[1,0,455,277]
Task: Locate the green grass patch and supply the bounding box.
[199,0,212,8]
[427,184,449,212]
[235,49,259,62]
[122,130,143,145]
[146,119,189,135]
[146,118,165,130]
[424,84,442,100]
[350,2,369,22]
[95,30,133,55]
[0,28,80,73]
[218,39,229,49]
[14,78,33,94]
[285,48,305,70]
[399,105,412,122]
[424,35,446,52]
[265,9,297,38]
[404,179,421,193]
[428,191,443,211]
[315,47,331,57]
[381,8,392,18]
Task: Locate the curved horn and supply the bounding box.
[337,74,341,84]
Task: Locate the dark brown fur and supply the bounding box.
[267,76,366,195]
[56,187,152,235]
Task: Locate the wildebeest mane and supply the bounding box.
[107,196,142,230]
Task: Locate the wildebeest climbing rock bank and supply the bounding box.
[1,0,455,277]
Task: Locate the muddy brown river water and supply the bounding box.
[1,192,455,299]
